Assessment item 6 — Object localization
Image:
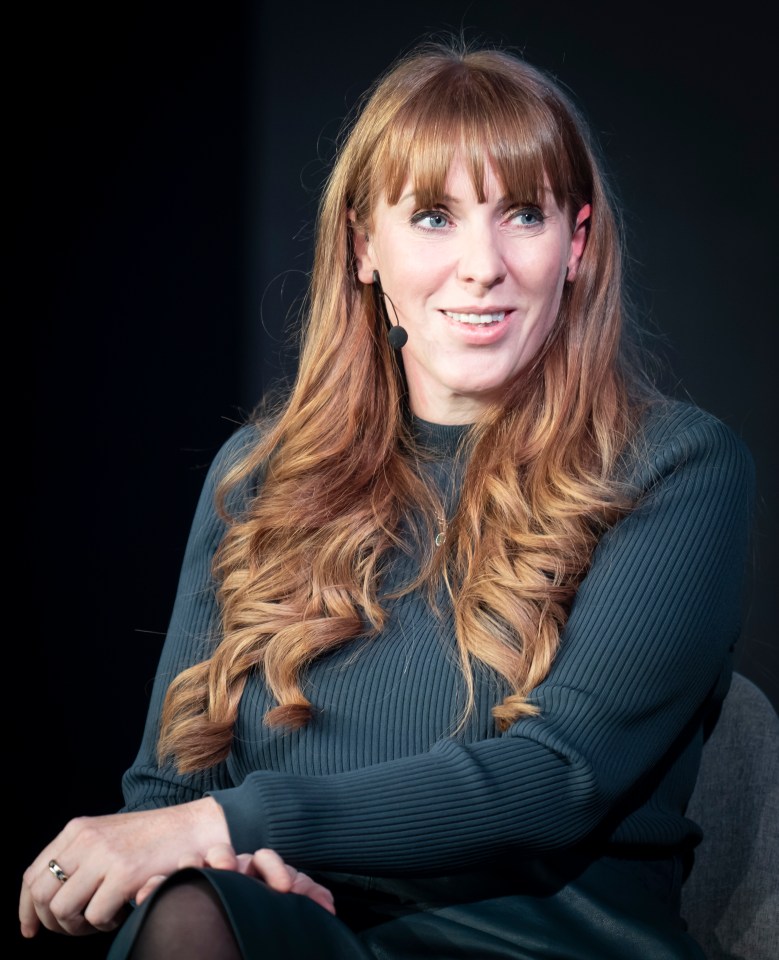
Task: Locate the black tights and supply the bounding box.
[127,876,241,960]
[110,869,374,960]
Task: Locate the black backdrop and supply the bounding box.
[21,2,777,955]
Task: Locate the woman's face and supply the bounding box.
[354,155,590,424]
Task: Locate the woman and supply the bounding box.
[21,40,754,959]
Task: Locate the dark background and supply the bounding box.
[20,2,776,955]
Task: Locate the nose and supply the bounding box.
[456,224,506,289]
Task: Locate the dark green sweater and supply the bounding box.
[121,400,754,876]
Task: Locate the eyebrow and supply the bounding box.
[397,187,552,206]
[397,192,507,206]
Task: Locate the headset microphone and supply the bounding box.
[373,270,408,349]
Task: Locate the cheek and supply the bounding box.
[402,247,449,284]
[520,248,567,312]
[392,261,448,320]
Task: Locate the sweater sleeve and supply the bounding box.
[210,406,755,872]
[120,424,259,811]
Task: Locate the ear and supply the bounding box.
[566,203,591,281]
[349,209,377,284]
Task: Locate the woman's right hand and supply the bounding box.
[20,798,231,938]
[135,844,336,915]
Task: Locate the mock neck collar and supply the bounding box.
[411,416,472,458]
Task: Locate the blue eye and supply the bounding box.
[411,211,450,230]
[512,206,545,226]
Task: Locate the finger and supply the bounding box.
[58,866,132,936]
[70,858,144,935]
[21,818,89,919]
[177,853,206,870]
[233,853,255,875]
[19,882,43,938]
[45,883,99,936]
[290,872,337,915]
[135,875,168,906]
[250,848,294,893]
[20,855,62,937]
[87,901,131,934]
[28,855,115,938]
[203,843,239,870]
[21,859,86,937]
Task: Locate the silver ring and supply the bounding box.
[48,859,69,883]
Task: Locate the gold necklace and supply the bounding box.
[435,517,446,547]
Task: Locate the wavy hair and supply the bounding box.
[158,40,653,772]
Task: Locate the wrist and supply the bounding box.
[188,796,231,849]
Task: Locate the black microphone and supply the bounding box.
[373,270,408,349]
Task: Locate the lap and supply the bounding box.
[350,857,706,959]
[106,867,372,960]
[107,855,706,960]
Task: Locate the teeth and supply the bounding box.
[444,311,506,324]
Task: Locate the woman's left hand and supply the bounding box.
[136,844,336,915]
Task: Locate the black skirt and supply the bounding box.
[106,853,707,959]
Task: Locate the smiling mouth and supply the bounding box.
[443,311,507,325]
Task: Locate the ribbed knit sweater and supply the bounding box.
[120,399,754,877]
